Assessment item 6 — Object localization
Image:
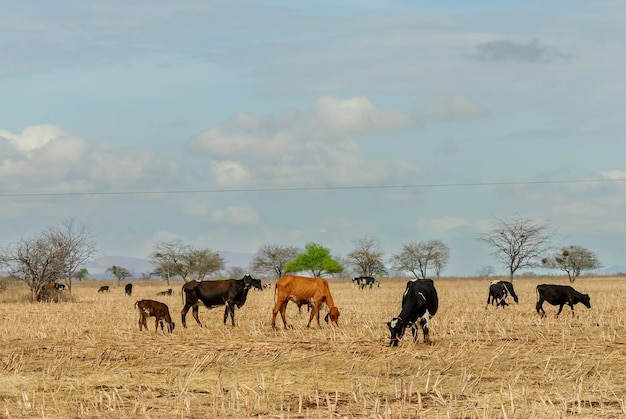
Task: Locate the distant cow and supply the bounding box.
[387,279,439,346]
[125,283,133,296]
[53,283,67,291]
[157,288,173,296]
[272,275,340,328]
[135,299,175,333]
[536,284,591,317]
[354,276,379,290]
[181,274,262,328]
[263,282,272,289]
[97,286,110,293]
[487,280,519,308]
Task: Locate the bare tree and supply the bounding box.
[480,216,552,281]
[45,218,96,293]
[345,237,387,277]
[227,266,247,279]
[251,243,301,279]
[389,240,450,279]
[542,245,602,282]
[150,240,224,283]
[0,233,65,301]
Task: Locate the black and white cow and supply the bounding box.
[387,279,439,346]
[536,284,591,317]
[487,280,519,308]
[353,276,379,290]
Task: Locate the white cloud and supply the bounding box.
[210,206,259,224]
[420,95,487,121]
[210,160,251,187]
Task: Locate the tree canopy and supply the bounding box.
[345,237,387,277]
[542,245,602,282]
[284,242,344,278]
[150,240,224,283]
[389,239,450,279]
[251,243,301,279]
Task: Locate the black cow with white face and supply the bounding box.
[487,280,519,308]
[536,284,590,317]
[354,276,379,290]
[387,279,439,346]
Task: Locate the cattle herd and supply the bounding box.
[112,274,592,345]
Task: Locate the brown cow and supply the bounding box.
[135,299,175,333]
[97,285,110,293]
[271,275,340,328]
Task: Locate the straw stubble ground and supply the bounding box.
[0,277,624,418]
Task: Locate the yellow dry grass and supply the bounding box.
[0,276,624,418]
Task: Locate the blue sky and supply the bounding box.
[1,1,625,276]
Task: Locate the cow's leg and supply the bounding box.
[536,299,545,316]
[224,303,235,326]
[154,317,159,332]
[139,313,146,331]
[181,304,191,328]
[191,305,203,327]
[307,303,320,328]
[569,302,576,316]
[279,300,290,328]
[556,303,565,317]
[271,299,284,328]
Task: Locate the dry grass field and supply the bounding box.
[0,276,624,418]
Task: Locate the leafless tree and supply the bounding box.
[389,240,450,279]
[251,243,301,279]
[45,218,96,293]
[150,240,224,283]
[0,233,65,301]
[227,266,247,279]
[542,245,602,282]
[480,216,552,281]
[345,237,387,277]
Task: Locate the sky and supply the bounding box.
[1,0,625,276]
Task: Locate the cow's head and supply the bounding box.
[387,317,408,347]
[242,274,263,291]
[324,307,340,325]
[580,294,591,309]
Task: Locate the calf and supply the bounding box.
[486,280,519,308]
[387,279,439,346]
[536,284,591,317]
[97,285,110,293]
[125,283,133,296]
[135,299,175,333]
[157,288,173,296]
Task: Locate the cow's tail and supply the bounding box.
[274,283,278,303]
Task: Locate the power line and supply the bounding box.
[1,177,624,198]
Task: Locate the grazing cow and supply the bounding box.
[536,284,591,317]
[97,285,110,293]
[135,299,175,333]
[272,275,340,328]
[354,276,379,290]
[181,274,262,328]
[125,283,133,296]
[157,288,173,296]
[263,282,272,289]
[387,279,439,346]
[53,283,67,291]
[486,280,519,308]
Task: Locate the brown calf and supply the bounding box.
[135,299,175,333]
[156,288,173,296]
[98,285,110,293]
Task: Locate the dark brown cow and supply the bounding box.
[135,299,175,333]
[157,288,173,296]
[271,275,340,328]
[97,285,110,293]
[181,274,262,328]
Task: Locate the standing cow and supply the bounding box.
[272,275,340,328]
[536,284,591,317]
[125,283,133,296]
[181,274,262,328]
[487,280,518,308]
[387,279,439,346]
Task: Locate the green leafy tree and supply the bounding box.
[284,242,344,278]
[106,265,132,282]
[542,245,602,282]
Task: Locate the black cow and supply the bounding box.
[353,276,379,290]
[536,284,591,317]
[181,274,262,327]
[487,280,518,308]
[387,279,439,346]
[54,283,67,291]
[125,283,133,296]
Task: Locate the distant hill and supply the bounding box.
[84,251,255,279]
[595,265,626,275]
